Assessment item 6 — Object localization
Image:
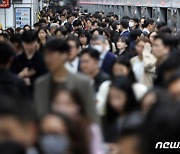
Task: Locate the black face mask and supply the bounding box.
[39,134,69,154]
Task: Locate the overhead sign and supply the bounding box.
[0,0,11,8]
[15,7,31,28]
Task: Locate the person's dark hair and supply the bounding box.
[0,141,26,154]
[117,36,130,48]
[130,29,142,41]
[156,21,166,30]
[39,19,47,24]
[15,27,22,34]
[33,22,40,28]
[143,18,154,28]
[104,76,138,126]
[120,19,129,29]
[0,33,9,41]
[78,30,90,45]
[0,94,35,123]
[154,33,173,49]
[6,28,14,37]
[112,21,120,31]
[113,56,136,83]
[92,28,103,36]
[40,112,90,154]
[136,36,150,44]
[37,27,48,36]
[131,17,139,23]
[66,34,80,48]
[141,102,180,154]
[73,19,82,27]
[122,16,130,21]
[44,38,70,53]
[0,41,15,65]
[92,21,101,27]
[158,26,172,35]
[55,27,68,36]
[154,53,180,86]
[10,34,22,50]
[113,14,119,21]
[23,24,31,31]
[21,30,38,43]
[60,13,66,17]
[80,47,100,61]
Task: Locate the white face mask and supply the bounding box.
[129,21,134,28]
[92,45,103,53]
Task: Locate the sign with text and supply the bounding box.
[0,0,11,8]
[15,7,31,28]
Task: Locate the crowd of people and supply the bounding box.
[0,5,180,154]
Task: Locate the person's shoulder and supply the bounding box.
[106,51,116,58]
[69,72,92,83]
[35,73,51,85]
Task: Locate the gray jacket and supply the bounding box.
[34,71,99,123]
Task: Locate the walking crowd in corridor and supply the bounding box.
[0,5,180,154]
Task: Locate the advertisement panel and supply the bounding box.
[15,7,31,28]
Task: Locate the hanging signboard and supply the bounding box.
[0,0,11,8]
[15,7,31,28]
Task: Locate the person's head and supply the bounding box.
[120,19,129,30]
[141,88,171,114]
[42,15,48,23]
[141,102,180,154]
[10,34,23,55]
[0,95,36,147]
[139,17,145,29]
[116,112,144,154]
[129,18,139,29]
[37,27,48,41]
[112,56,136,83]
[78,30,90,47]
[130,29,142,41]
[107,76,138,116]
[148,31,157,44]
[91,21,100,29]
[152,33,172,60]
[67,14,74,24]
[135,36,149,55]
[39,19,47,28]
[91,35,107,53]
[80,47,100,77]
[155,21,166,31]
[0,33,9,42]
[112,21,121,31]
[0,42,15,69]
[116,36,129,51]
[143,18,155,32]
[21,30,38,53]
[23,25,31,31]
[55,27,67,39]
[92,28,103,37]
[155,52,180,86]
[73,19,82,31]
[50,23,59,35]
[158,26,172,35]
[51,87,88,119]
[33,22,40,31]
[44,38,70,72]
[66,34,80,61]
[60,13,66,22]
[40,112,90,154]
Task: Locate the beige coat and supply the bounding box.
[131,43,157,88]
